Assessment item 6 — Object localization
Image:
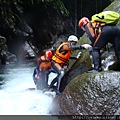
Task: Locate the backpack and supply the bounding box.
[91,11,120,25]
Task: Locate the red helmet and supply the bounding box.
[78,17,89,27]
[45,50,53,60]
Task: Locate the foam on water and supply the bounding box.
[0,62,56,115]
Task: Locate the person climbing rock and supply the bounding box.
[78,11,120,72]
[50,35,89,95]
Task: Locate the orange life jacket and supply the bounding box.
[52,42,71,66]
[86,21,106,46]
[39,56,51,71]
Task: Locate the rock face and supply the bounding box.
[0,36,17,65]
[22,41,36,59]
[0,36,37,65]
[49,71,120,115]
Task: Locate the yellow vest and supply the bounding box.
[52,42,71,66]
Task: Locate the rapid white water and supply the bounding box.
[0,61,56,115]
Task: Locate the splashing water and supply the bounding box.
[101,54,115,71]
[0,61,56,115]
[90,54,115,71]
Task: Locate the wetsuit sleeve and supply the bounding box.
[63,43,86,51]
[37,57,41,63]
[36,58,42,69]
[70,56,77,60]
[84,23,95,45]
[69,45,86,50]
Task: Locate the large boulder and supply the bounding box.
[49,71,120,115]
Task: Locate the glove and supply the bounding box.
[79,46,86,50]
[62,65,68,71]
[81,44,92,52]
[76,52,81,59]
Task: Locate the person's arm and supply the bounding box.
[70,52,81,60]
[36,57,41,63]
[68,44,86,50]
[36,57,42,68]
[70,56,77,60]
[84,23,95,45]
[81,44,93,52]
[62,44,85,51]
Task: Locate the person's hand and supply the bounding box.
[62,65,68,71]
[76,52,81,59]
[35,74,40,79]
[81,44,92,52]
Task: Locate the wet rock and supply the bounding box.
[0,36,6,50]
[0,36,17,65]
[60,50,92,92]
[50,71,120,115]
[22,41,36,59]
[1,45,17,64]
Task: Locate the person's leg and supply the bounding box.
[33,68,37,85]
[50,62,60,88]
[88,47,102,72]
[49,76,57,87]
[54,70,64,95]
[44,70,50,86]
[33,68,40,85]
[51,61,64,95]
[36,71,48,90]
[88,26,114,72]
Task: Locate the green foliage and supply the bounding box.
[0,0,23,34]
[28,0,69,16]
[40,0,69,16]
[51,0,69,16]
[0,0,69,36]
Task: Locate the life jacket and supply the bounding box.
[52,42,71,66]
[85,21,106,46]
[39,56,51,71]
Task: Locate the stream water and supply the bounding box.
[0,54,119,116]
[0,60,56,115]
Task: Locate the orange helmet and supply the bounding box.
[78,17,89,27]
[45,50,53,60]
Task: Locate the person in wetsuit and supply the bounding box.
[33,50,53,90]
[49,35,88,95]
[78,17,120,72]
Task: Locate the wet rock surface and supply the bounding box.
[50,71,120,115]
[0,36,17,65]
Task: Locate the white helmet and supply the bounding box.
[68,35,78,42]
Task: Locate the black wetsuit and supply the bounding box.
[85,24,120,71]
[49,43,85,95]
